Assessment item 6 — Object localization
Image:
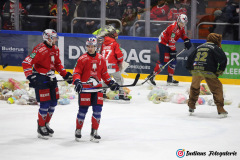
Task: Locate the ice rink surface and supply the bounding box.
[0,71,240,160]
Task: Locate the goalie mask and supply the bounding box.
[105,25,118,38]
[43,29,58,46]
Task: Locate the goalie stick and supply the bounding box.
[141,48,186,85]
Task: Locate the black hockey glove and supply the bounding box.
[184,38,192,50]
[108,80,120,91]
[63,72,73,84]
[74,79,83,94]
[27,75,37,88]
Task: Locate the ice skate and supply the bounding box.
[37,125,49,140]
[75,129,82,142]
[188,106,196,116]
[45,123,54,137]
[217,106,228,118]
[90,129,101,143]
[167,75,179,86]
[146,72,156,86]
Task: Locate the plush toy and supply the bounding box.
[59,98,70,105]
[170,93,187,104]
[197,97,206,105]
[200,84,211,95]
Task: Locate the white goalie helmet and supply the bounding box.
[177,14,188,25]
[42,29,58,46]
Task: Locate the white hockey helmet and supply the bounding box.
[42,29,58,46]
[177,14,188,25]
[86,37,97,47]
[86,37,97,51]
[10,0,16,3]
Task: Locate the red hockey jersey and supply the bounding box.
[73,52,112,92]
[150,4,169,21]
[158,21,188,51]
[168,8,187,21]
[100,37,124,73]
[22,43,67,78]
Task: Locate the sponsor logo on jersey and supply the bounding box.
[30,53,36,59]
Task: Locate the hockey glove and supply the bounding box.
[184,38,192,50]
[74,79,83,94]
[108,80,120,91]
[216,70,224,77]
[27,75,37,88]
[63,72,73,84]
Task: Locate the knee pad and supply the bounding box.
[77,106,89,119]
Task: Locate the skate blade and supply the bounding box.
[90,138,99,143]
[38,134,49,140]
[219,114,228,118]
[48,133,53,137]
[75,137,82,142]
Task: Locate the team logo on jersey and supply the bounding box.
[171,33,175,38]
[87,76,100,87]
[30,53,36,59]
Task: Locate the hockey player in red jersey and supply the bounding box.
[147,14,192,86]
[100,25,130,101]
[73,37,120,142]
[168,0,187,21]
[22,29,73,139]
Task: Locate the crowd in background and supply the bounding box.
[0,0,239,40]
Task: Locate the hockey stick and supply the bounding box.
[141,48,186,85]
[82,73,140,90]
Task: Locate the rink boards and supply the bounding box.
[0,30,240,85]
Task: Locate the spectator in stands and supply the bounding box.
[150,0,169,36]
[221,0,239,40]
[129,0,145,36]
[69,0,87,33]
[1,0,27,30]
[121,2,137,35]
[49,2,69,33]
[82,0,101,34]
[106,0,121,28]
[209,10,226,34]
[168,0,187,21]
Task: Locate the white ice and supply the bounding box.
[0,71,240,160]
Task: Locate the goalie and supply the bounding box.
[99,25,130,101]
